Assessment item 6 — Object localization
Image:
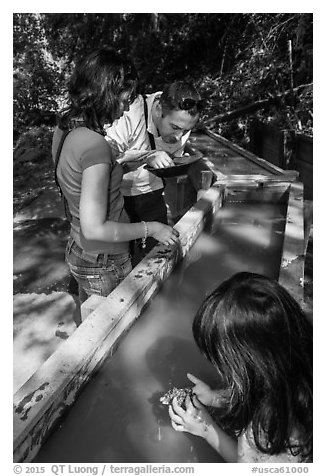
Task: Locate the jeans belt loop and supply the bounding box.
[81,249,101,263]
[66,237,75,254]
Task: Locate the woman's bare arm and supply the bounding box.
[79,163,179,244]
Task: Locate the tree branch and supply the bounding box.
[201,83,312,126]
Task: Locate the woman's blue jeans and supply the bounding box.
[65,237,132,304]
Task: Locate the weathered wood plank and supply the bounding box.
[203,127,297,176]
[187,158,215,191]
[13,187,223,463]
[304,200,313,255]
[81,295,107,320]
[294,158,313,200]
[224,182,290,204]
[164,174,197,222]
[249,121,312,200]
[249,119,287,169]
[278,182,305,306]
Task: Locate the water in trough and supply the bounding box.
[35,200,286,463]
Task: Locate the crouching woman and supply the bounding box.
[169,272,312,463]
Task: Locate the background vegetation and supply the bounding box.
[13,13,313,133]
[13,13,313,209]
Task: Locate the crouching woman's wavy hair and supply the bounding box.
[59,47,138,134]
[193,272,312,462]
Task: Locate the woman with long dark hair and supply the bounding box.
[53,47,179,306]
[168,272,312,462]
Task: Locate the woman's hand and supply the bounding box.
[148,222,180,246]
[187,373,229,408]
[187,373,218,406]
[168,395,214,439]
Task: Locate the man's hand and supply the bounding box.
[147,150,174,169]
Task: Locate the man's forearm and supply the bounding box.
[117,149,152,164]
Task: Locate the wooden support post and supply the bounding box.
[278,182,305,306]
[187,158,215,191]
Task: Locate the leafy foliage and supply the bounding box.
[194,13,313,144]
[13,13,313,144]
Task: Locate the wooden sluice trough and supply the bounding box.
[13,130,307,463]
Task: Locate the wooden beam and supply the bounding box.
[211,173,299,186]
[202,127,299,178]
[13,187,223,463]
[223,182,290,204]
[187,158,215,192]
[278,182,305,306]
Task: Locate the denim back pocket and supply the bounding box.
[66,241,131,298]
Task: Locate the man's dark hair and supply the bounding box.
[159,81,203,117]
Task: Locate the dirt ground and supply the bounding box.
[13,166,81,392]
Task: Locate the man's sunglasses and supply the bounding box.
[178,98,204,112]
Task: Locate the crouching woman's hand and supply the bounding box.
[168,395,214,438]
[168,394,238,462]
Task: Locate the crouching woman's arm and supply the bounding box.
[168,395,238,463]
